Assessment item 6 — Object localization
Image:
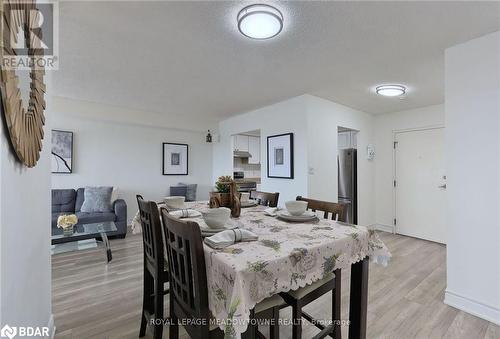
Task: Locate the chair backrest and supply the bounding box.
[296,196,347,222]
[160,208,210,326]
[250,190,279,207]
[136,195,164,274]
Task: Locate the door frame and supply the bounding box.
[392,125,445,236]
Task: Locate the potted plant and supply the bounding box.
[57,214,78,236]
[210,175,234,207]
[209,176,241,217]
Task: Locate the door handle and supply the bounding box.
[438,184,447,189]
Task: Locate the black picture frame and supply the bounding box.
[162,142,189,175]
[51,130,73,174]
[267,133,294,179]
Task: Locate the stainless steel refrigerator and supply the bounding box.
[338,148,357,224]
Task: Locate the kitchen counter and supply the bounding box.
[235,177,261,184]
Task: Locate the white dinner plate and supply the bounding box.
[241,200,258,208]
[276,210,318,222]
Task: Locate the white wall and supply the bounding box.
[305,96,375,226]
[444,31,500,324]
[213,94,376,225]
[373,104,445,229]
[213,96,309,204]
[0,75,53,336]
[51,97,214,223]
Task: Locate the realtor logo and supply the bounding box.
[0,325,17,339]
[5,3,53,55]
[1,0,59,70]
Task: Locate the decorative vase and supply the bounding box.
[209,192,232,208]
[63,225,74,236]
[209,181,241,218]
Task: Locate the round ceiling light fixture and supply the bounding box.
[376,84,407,97]
[237,4,283,40]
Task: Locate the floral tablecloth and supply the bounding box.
[132,201,391,338]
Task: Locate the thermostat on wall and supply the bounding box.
[367,144,375,160]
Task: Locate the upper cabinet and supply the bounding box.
[234,135,249,152]
[338,131,358,149]
[248,136,260,164]
[232,134,261,164]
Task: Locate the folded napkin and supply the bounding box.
[264,207,279,217]
[204,229,258,249]
[169,209,199,218]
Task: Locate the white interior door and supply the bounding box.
[395,128,446,244]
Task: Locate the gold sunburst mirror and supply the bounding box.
[0,0,46,167]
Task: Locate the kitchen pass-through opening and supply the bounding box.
[232,130,261,192]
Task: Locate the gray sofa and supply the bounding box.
[52,188,127,240]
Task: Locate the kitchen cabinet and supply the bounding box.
[338,131,358,149]
[248,136,260,164]
[233,135,249,152]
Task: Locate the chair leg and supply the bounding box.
[269,306,280,339]
[139,312,147,337]
[169,295,179,339]
[140,270,152,337]
[244,309,256,339]
[153,279,164,339]
[332,269,342,339]
[292,301,302,339]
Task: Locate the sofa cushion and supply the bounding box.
[75,212,116,225]
[75,188,85,212]
[178,183,197,201]
[80,186,113,213]
[52,189,76,213]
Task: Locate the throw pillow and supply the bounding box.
[111,186,118,204]
[170,185,187,198]
[179,183,197,201]
[80,186,113,213]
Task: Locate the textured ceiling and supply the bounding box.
[54,1,500,120]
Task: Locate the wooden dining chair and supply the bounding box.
[137,195,169,339]
[279,196,347,339]
[249,190,280,207]
[296,196,347,221]
[160,208,284,339]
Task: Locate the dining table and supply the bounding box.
[133,201,391,339]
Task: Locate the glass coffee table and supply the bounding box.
[51,222,117,263]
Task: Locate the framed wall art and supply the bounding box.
[51,130,73,174]
[267,133,294,179]
[163,143,188,175]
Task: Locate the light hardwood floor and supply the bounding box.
[52,232,499,339]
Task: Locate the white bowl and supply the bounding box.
[202,207,231,229]
[240,192,250,203]
[164,196,186,209]
[285,201,308,216]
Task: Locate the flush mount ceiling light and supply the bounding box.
[237,4,283,40]
[376,85,407,97]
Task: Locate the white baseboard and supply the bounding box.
[47,314,56,339]
[371,223,395,234]
[444,290,500,325]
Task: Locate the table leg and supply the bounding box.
[99,232,112,262]
[348,257,369,339]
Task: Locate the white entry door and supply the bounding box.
[395,128,446,244]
